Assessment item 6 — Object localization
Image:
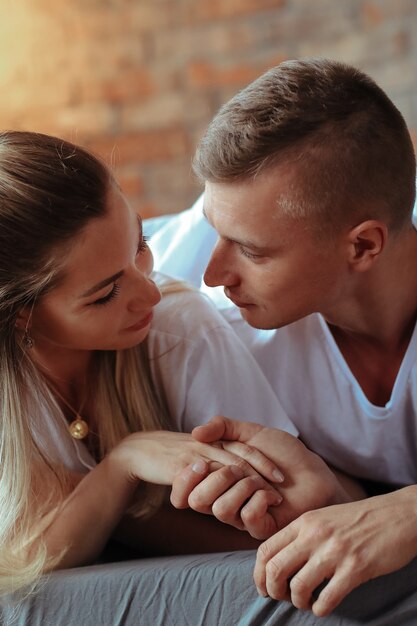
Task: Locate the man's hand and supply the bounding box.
[255,486,417,616]
[171,416,356,539]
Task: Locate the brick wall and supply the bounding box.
[0,0,416,217]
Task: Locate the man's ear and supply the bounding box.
[347,220,387,272]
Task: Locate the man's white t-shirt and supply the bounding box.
[150,195,417,487]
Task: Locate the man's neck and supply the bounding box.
[322,226,417,405]
[324,226,417,351]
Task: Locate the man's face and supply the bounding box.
[203,168,349,330]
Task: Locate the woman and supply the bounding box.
[0,131,299,596]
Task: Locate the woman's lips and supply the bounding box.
[125,311,153,331]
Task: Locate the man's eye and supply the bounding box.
[239,246,261,260]
[92,283,120,306]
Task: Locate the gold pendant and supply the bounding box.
[68,417,89,440]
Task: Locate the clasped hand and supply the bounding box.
[115,429,283,505]
[170,416,348,539]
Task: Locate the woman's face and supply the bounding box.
[26,184,161,358]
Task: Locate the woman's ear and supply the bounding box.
[347,220,387,272]
[15,308,31,331]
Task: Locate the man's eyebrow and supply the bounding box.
[81,270,124,298]
[203,207,268,252]
[81,215,142,298]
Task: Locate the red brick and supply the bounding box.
[80,68,155,104]
[187,58,287,89]
[86,128,190,166]
[188,0,285,21]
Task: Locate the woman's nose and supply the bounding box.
[128,273,161,312]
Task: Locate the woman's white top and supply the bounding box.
[31,273,297,474]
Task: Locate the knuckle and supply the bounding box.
[289,574,309,597]
[241,507,259,526]
[265,556,285,582]
[346,550,370,580]
[257,541,271,564]
[238,443,253,458]
[211,500,232,523]
[188,491,207,512]
[231,457,253,475]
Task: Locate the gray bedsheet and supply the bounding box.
[3,551,417,626]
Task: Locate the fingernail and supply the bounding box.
[191,460,207,474]
[274,493,283,505]
[273,469,284,483]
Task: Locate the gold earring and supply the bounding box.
[23,330,34,349]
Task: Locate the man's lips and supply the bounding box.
[225,290,253,308]
[125,311,153,331]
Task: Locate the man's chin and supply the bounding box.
[238,307,279,330]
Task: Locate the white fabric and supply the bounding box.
[32,272,296,473]
[149,193,417,486]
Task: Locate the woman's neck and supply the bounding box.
[31,345,94,401]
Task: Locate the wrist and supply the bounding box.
[107,440,142,491]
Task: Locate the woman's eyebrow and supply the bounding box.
[81,270,124,298]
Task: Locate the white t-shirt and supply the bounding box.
[30,273,296,474]
[150,194,417,487]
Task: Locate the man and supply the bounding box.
[152,58,417,618]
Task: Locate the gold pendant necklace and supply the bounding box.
[49,383,89,440]
[68,416,89,440]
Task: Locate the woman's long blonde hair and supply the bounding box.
[0,131,172,596]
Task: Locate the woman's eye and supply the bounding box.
[92,283,120,306]
[137,235,149,254]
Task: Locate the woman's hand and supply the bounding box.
[170,417,364,539]
[112,428,284,496]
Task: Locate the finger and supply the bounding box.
[312,568,359,617]
[264,542,309,601]
[192,415,262,444]
[192,415,228,443]
[289,558,334,611]
[170,460,210,509]
[200,441,280,483]
[241,490,281,540]
[188,465,246,516]
[254,524,298,594]
[212,478,283,531]
[221,440,284,483]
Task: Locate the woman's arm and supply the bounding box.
[35,429,283,570]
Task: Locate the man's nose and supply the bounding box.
[204,240,236,288]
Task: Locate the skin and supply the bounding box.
[171,417,365,540]
[171,163,417,616]
[18,182,289,569]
